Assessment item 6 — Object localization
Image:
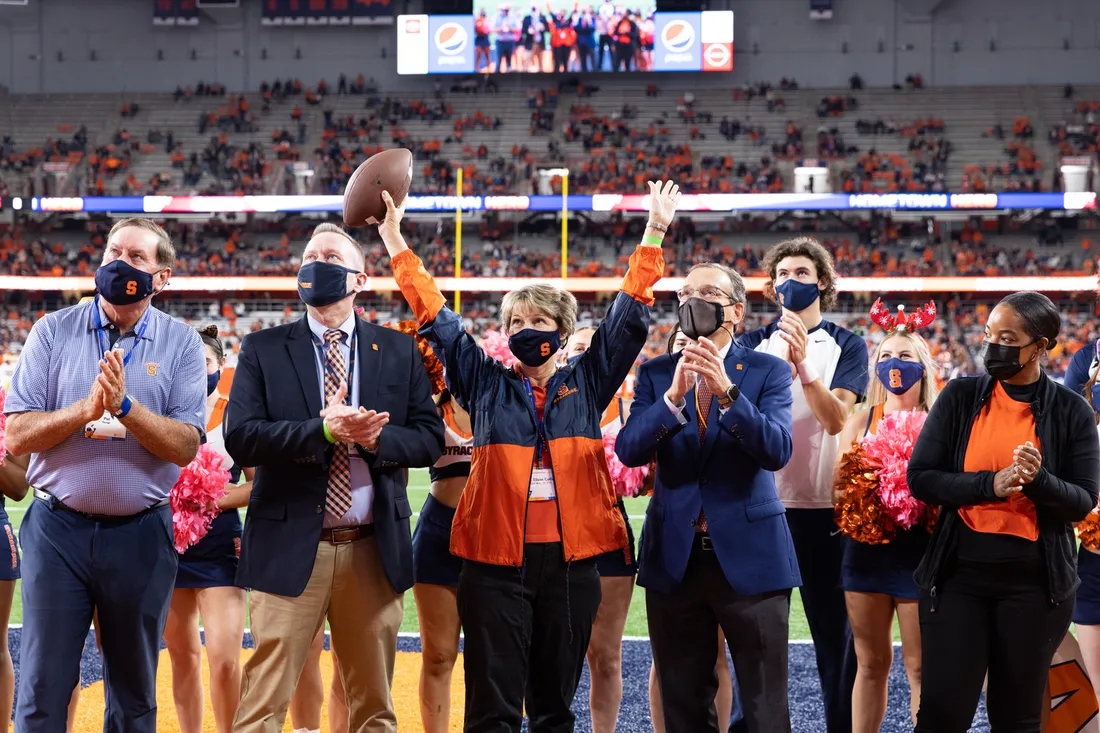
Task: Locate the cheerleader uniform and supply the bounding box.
[0,497,20,581]
[841,404,929,599]
[595,399,637,577]
[175,397,244,589]
[1073,425,1100,626]
[412,400,471,587]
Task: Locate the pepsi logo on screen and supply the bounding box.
[653,13,702,70]
[661,20,695,54]
[427,16,475,73]
[435,22,469,55]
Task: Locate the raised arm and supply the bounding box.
[379,192,495,412]
[577,180,676,409]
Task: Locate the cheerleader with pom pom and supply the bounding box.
[833,301,939,732]
[161,326,253,733]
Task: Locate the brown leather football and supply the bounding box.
[342,148,414,227]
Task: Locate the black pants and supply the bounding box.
[613,44,632,71]
[597,34,613,69]
[647,540,792,733]
[16,499,178,733]
[785,508,855,733]
[916,558,1074,732]
[458,543,601,733]
[553,46,570,73]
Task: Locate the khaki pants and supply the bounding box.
[233,535,403,733]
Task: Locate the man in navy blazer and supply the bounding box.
[225,223,443,733]
[617,262,799,733]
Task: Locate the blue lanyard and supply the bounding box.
[522,376,548,467]
[314,328,357,405]
[92,295,152,368]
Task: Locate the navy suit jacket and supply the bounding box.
[224,315,444,597]
[616,344,802,595]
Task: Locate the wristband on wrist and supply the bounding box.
[642,233,664,246]
[645,220,668,233]
[113,395,133,419]
[322,420,337,444]
[796,360,820,385]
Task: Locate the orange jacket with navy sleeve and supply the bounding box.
[392,245,664,566]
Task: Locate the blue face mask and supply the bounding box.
[297,261,361,307]
[876,358,925,396]
[207,370,221,397]
[95,259,158,306]
[774,279,820,312]
[509,328,562,367]
[1091,384,1100,413]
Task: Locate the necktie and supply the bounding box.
[323,329,353,519]
[696,378,714,533]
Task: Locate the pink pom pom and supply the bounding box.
[0,386,6,466]
[481,329,518,367]
[170,444,231,553]
[862,410,929,530]
[602,429,649,498]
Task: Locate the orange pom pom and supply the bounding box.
[1077,510,1100,551]
[834,443,896,545]
[382,318,447,396]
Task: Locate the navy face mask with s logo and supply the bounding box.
[95,259,159,306]
[876,358,925,395]
[509,328,562,367]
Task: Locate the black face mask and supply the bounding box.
[979,340,1036,381]
[95,259,159,306]
[297,261,361,307]
[677,298,727,341]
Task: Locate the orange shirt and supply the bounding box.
[525,383,563,543]
[959,382,1040,541]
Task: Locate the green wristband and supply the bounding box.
[643,234,664,246]
[322,420,337,444]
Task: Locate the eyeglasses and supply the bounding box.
[676,286,734,302]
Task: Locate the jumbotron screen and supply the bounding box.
[396,7,733,74]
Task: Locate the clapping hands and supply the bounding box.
[320,383,390,452]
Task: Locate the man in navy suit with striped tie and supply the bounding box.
[616,262,798,733]
[226,223,443,733]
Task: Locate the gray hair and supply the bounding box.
[688,262,746,306]
[500,283,578,340]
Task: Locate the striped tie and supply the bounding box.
[323,329,353,519]
[696,379,714,534]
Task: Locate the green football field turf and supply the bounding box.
[3,470,826,640]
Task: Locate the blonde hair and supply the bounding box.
[865,330,940,412]
[500,283,578,340]
[107,218,175,269]
[310,223,366,269]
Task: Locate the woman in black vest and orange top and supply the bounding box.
[907,291,1100,732]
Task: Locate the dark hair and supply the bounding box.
[761,236,839,311]
[997,292,1059,351]
[666,323,681,354]
[197,325,225,362]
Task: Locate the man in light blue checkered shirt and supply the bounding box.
[4,218,206,733]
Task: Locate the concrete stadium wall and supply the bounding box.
[0,0,1098,94]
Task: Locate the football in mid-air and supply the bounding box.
[342,148,414,227]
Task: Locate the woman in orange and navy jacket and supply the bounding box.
[377,180,679,732]
[907,291,1100,732]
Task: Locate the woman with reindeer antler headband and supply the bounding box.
[832,299,939,733]
[907,291,1100,731]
